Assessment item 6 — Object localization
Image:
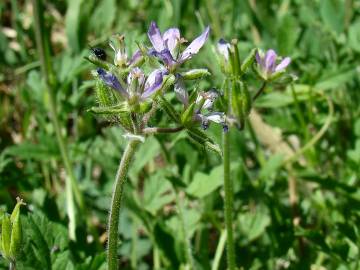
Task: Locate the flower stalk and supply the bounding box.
[107,139,141,270]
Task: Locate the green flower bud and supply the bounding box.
[181,103,196,126]
[1,214,11,260]
[87,102,130,115]
[186,128,222,156]
[180,69,210,80]
[158,96,181,123]
[0,198,25,262]
[95,79,120,107]
[240,48,256,74]
[231,81,251,128]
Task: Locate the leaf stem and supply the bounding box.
[107,139,140,270]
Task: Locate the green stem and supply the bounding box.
[212,229,227,270]
[107,139,140,270]
[32,0,85,226]
[223,131,236,270]
[9,261,15,270]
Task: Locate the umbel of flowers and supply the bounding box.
[86,22,292,270]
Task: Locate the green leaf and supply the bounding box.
[255,92,293,108]
[238,209,270,243]
[320,0,345,34]
[52,251,74,270]
[259,154,284,179]
[89,0,116,34]
[277,14,300,55]
[349,20,360,53]
[154,222,180,267]
[143,171,175,215]
[186,165,223,198]
[129,137,160,177]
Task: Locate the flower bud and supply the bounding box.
[231,81,251,128]
[1,214,11,260]
[216,39,231,74]
[0,198,25,262]
[240,48,256,74]
[180,69,210,80]
[181,102,196,126]
[109,34,128,67]
[95,78,120,107]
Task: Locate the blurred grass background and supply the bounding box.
[1,0,360,269]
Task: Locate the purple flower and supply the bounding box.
[255,49,291,80]
[141,69,166,99]
[97,68,165,101]
[147,21,210,70]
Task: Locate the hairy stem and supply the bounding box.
[107,139,140,270]
[143,126,184,134]
[223,131,236,270]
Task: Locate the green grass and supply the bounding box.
[1,0,360,269]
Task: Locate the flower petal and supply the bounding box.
[141,69,164,99]
[174,76,189,105]
[205,112,225,124]
[264,49,277,72]
[255,50,263,66]
[275,57,291,72]
[217,38,231,61]
[128,49,142,66]
[202,89,219,110]
[147,21,165,52]
[151,49,176,67]
[179,26,210,63]
[163,28,181,58]
[97,68,128,98]
[127,67,145,85]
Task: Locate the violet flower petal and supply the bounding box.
[163,28,181,58]
[255,50,263,66]
[141,69,164,99]
[128,49,142,65]
[264,49,277,72]
[152,49,176,67]
[97,68,128,98]
[179,26,210,63]
[147,21,165,52]
[275,57,291,72]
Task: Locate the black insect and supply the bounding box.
[90,47,107,61]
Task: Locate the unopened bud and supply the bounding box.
[180,69,210,80]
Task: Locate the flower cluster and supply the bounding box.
[87,21,229,149]
[87,22,293,147]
